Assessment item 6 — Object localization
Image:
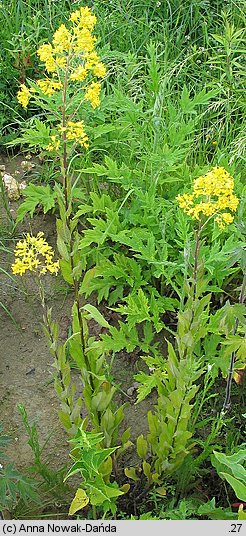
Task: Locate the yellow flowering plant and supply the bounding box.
[11,229,129,516]
[15,6,107,289]
[176,166,239,230]
[16,6,106,167]
[14,6,107,337]
[12,232,59,276]
[176,167,246,412]
[13,8,132,517]
[176,166,239,320]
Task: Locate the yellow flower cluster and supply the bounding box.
[12,232,59,276]
[70,65,88,82]
[177,167,239,230]
[70,6,97,30]
[37,43,57,73]
[73,26,96,53]
[84,81,101,108]
[46,135,61,152]
[52,23,71,53]
[70,51,106,82]
[36,6,105,77]
[17,6,106,113]
[93,62,107,78]
[46,122,88,152]
[16,84,32,108]
[37,78,62,96]
[17,5,106,158]
[66,121,89,148]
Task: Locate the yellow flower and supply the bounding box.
[70,7,97,30]
[215,212,234,229]
[70,65,88,82]
[17,84,31,108]
[66,121,89,148]
[84,81,101,108]
[188,201,215,218]
[46,135,61,152]
[176,167,239,229]
[36,10,106,99]
[55,56,67,69]
[85,51,99,67]
[37,78,62,96]
[12,232,59,277]
[225,194,239,212]
[176,193,194,210]
[53,24,72,53]
[37,43,56,73]
[193,167,234,198]
[73,27,96,53]
[93,62,107,78]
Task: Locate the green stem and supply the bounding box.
[60,56,94,392]
[37,278,71,410]
[92,504,97,520]
[62,71,69,212]
[160,273,165,296]
[179,217,204,360]
[191,216,204,303]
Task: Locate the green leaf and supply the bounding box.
[238,505,246,520]
[142,461,153,484]
[93,124,117,138]
[115,289,150,330]
[136,435,148,460]
[69,488,89,515]
[9,119,51,149]
[211,34,226,46]
[213,450,246,481]
[82,304,110,329]
[135,372,157,403]
[16,183,56,223]
[59,259,73,285]
[125,467,139,482]
[58,411,72,431]
[220,472,246,502]
[197,498,235,520]
[101,322,139,353]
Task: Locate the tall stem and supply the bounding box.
[179,217,204,360]
[37,280,71,409]
[192,216,204,304]
[62,70,69,212]
[60,62,93,390]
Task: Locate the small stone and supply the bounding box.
[127,386,136,397]
[0,165,6,171]
[19,180,27,191]
[26,368,35,375]
[2,173,20,200]
[20,160,35,171]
